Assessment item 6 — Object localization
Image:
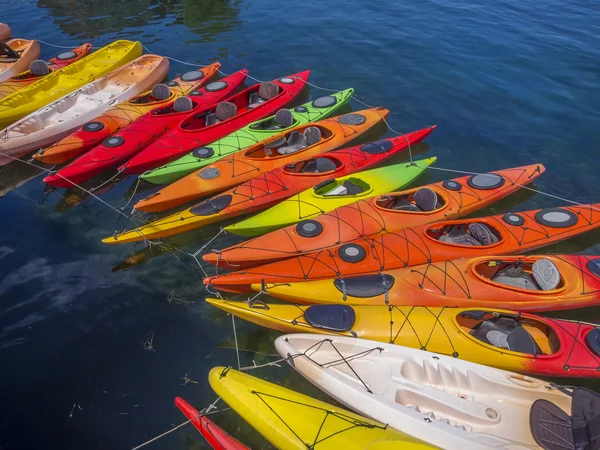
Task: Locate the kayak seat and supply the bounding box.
[530,388,600,450]
[438,223,499,246]
[277,127,321,155]
[303,305,356,332]
[216,102,237,121]
[301,157,337,173]
[392,188,440,212]
[269,109,293,129]
[0,42,20,61]
[248,82,280,109]
[151,84,171,101]
[470,317,543,355]
[29,60,49,76]
[532,259,561,290]
[492,264,539,290]
[173,96,193,113]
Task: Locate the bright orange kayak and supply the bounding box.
[0,43,92,99]
[33,62,221,164]
[255,254,600,313]
[137,108,390,210]
[0,38,40,83]
[205,203,600,293]
[204,164,545,269]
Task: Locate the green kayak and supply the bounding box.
[224,157,437,237]
[140,88,355,185]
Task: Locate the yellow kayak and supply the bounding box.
[225,157,437,236]
[209,366,435,450]
[0,40,141,129]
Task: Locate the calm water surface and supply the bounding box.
[1,0,600,448]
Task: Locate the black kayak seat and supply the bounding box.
[300,157,337,173]
[0,43,21,61]
[304,305,356,332]
[439,223,499,246]
[530,388,600,450]
[470,317,543,355]
[392,188,439,212]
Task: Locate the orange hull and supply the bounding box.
[139,107,390,210]
[205,203,600,293]
[33,62,221,164]
[204,164,545,269]
[258,254,600,313]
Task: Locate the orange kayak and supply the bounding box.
[256,254,600,313]
[33,62,221,165]
[0,43,92,100]
[205,203,600,293]
[204,164,545,269]
[137,107,390,210]
[0,38,40,83]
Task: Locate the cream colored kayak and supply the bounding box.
[0,54,168,165]
[275,334,573,450]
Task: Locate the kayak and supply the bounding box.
[204,164,545,269]
[33,62,221,165]
[206,299,600,378]
[209,366,434,450]
[119,70,311,175]
[133,107,393,211]
[204,203,600,293]
[43,70,248,188]
[226,155,437,237]
[140,88,355,185]
[0,43,92,100]
[275,334,573,450]
[136,126,435,213]
[102,157,435,245]
[0,40,142,129]
[0,54,169,165]
[0,38,40,83]
[0,24,11,42]
[256,254,600,312]
[174,397,249,450]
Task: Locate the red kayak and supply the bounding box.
[43,70,248,188]
[175,397,249,450]
[119,70,311,174]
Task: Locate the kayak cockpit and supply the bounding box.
[180,81,282,131]
[427,222,503,247]
[129,83,173,105]
[474,258,564,292]
[456,310,559,356]
[246,125,327,159]
[376,187,446,213]
[283,156,340,174]
[250,108,297,131]
[314,177,371,198]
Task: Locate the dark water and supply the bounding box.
[1,0,600,448]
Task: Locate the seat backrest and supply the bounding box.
[29,60,49,76]
[342,180,365,195]
[173,96,193,113]
[414,188,438,212]
[529,399,575,450]
[274,109,293,128]
[151,84,171,100]
[438,224,482,246]
[285,130,307,148]
[258,81,280,100]
[468,223,499,245]
[532,259,561,290]
[216,102,237,121]
[303,126,321,146]
[205,113,218,127]
[506,325,543,355]
[315,157,337,173]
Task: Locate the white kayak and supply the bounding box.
[275,334,574,450]
[0,54,169,165]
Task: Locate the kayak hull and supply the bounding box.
[204,203,600,293]
[204,164,545,269]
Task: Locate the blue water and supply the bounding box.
[1,0,600,448]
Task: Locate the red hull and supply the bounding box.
[44,70,248,188]
[119,70,311,174]
[175,397,249,450]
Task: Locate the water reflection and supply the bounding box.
[37,0,244,41]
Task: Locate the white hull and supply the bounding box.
[275,334,572,450]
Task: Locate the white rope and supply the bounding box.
[231,315,241,370]
[36,39,86,49]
